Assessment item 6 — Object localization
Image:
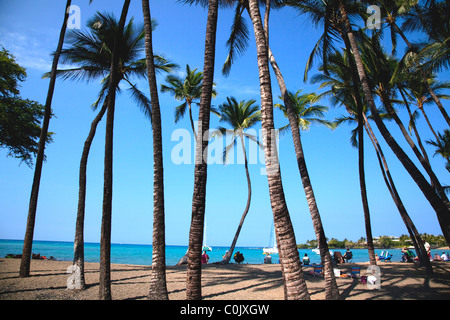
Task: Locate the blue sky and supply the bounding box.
[0,0,448,247]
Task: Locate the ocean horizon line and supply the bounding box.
[0,238,265,249]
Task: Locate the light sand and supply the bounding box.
[1,258,449,300]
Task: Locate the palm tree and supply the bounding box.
[274,89,342,297]
[390,0,450,126]
[337,0,450,245]
[288,0,377,266]
[247,0,310,300]
[213,97,261,264]
[360,33,450,207]
[274,90,334,132]
[181,0,220,301]
[49,11,175,291]
[142,0,168,300]
[316,48,432,273]
[161,65,217,141]
[223,0,338,299]
[20,0,73,278]
[403,72,450,160]
[100,0,131,300]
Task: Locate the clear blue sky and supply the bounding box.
[0,0,448,247]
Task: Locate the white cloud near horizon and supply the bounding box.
[0,28,55,72]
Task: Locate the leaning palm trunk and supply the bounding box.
[99,0,131,300]
[267,47,339,299]
[247,0,309,300]
[221,135,252,264]
[73,96,109,289]
[142,0,168,300]
[186,0,218,300]
[20,0,72,278]
[338,0,450,245]
[379,92,449,205]
[357,84,376,266]
[363,114,432,274]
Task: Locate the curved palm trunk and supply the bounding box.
[188,102,198,142]
[73,96,109,290]
[248,0,309,300]
[20,0,72,278]
[338,0,450,245]
[363,114,433,274]
[221,135,252,264]
[186,0,218,300]
[99,0,131,300]
[142,0,168,300]
[267,47,339,298]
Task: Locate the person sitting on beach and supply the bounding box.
[434,253,442,261]
[233,251,244,264]
[401,247,415,262]
[343,248,353,263]
[201,251,209,264]
[302,253,310,266]
[441,252,449,261]
[264,253,272,264]
[333,251,343,264]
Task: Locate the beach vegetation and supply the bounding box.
[0,48,52,167]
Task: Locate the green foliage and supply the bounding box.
[0,47,51,166]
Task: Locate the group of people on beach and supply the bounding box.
[400,245,450,263]
[432,252,449,261]
[201,250,245,264]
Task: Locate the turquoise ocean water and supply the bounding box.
[1,239,448,266]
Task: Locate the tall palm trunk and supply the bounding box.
[267,46,339,298]
[19,0,72,278]
[248,0,309,300]
[142,0,168,300]
[99,0,131,300]
[221,134,252,264]
[363,114,433,274]
[338,29,377,266]
[73,95,109,290]
[338,0,450,245]
[186,0,218,300]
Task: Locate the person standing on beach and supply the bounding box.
[201,251,209,264]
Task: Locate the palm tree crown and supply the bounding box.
[215,96,261,162]
[161,65,217,138]
[275,89,334,133]
[47,12,176,114]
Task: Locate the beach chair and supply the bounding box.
[310,265,323,277]
[384,252,392,261]
[351,266,361,278]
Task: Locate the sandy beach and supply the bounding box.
[1,258,449,300]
